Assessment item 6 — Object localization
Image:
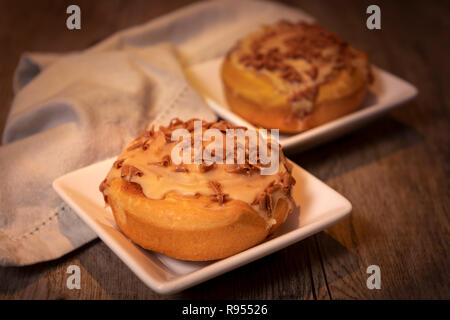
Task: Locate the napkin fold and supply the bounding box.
[0,0,312,266]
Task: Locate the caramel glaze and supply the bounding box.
[100,119,296,228]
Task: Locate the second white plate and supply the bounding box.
[186,58,418,152]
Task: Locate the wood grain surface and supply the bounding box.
[0,0,448,300]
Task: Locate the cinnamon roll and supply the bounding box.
[222,21,372,133]
[99,119,296,261]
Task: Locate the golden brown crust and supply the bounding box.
[107,178,289,261]
[221,21,371,133]
[223,64,368,133]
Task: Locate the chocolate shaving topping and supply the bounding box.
[164,135,172,143]
[158,118,224,143]
[142,138,151,150]
[149,155,171,167]
[280,171,296,194]
[155,119,250,153]
[104,119,291,213]
[280,66,303,83]
[252,191,273,213]
[284,160,294,173]
[210,194,227,205]
[208,180,228,205]
[208,180,221,193]
[174,165,189,173]
[290,86,318,103]
[121,165,144,181]
[99,178,109,193]
[170,118,183,127]
[113,159,125,169]
[209,121,229,132]
[99,178,109,204]
[209,120,242,133]
[225,163,260,175]
[302,87,318,101]
[199,162,216,172]
[185,119,196,132]
[127,141,144,151]
[159,126,173,143]
[306,66,318,80]
[251,169,296,213]
[266,181,282,193]
[159,118,247,137]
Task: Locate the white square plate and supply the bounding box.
[186,58,418,152]
[53,157,351,294]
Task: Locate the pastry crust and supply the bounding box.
[221,21,371,133]
[100,119,296,261]
[107,179,290,261]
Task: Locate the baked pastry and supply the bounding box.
[222,20,372,133]
[99,119,296,261]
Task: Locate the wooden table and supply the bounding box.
[0,0,448,300]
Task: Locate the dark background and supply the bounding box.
[0,0,449,299]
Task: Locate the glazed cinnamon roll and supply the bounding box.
[222,21,372,133]
[99,119,296,261]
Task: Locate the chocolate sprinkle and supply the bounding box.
[252,191,273,213]
[251,169,296,213]
[174,165,189,173]
[127,141,144,151]
[121,165,144,181]
[149,155,171,167]
[199,162,216,172]
[113,159,125,169]
[208,180,228,205]
[99,178,109,204]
